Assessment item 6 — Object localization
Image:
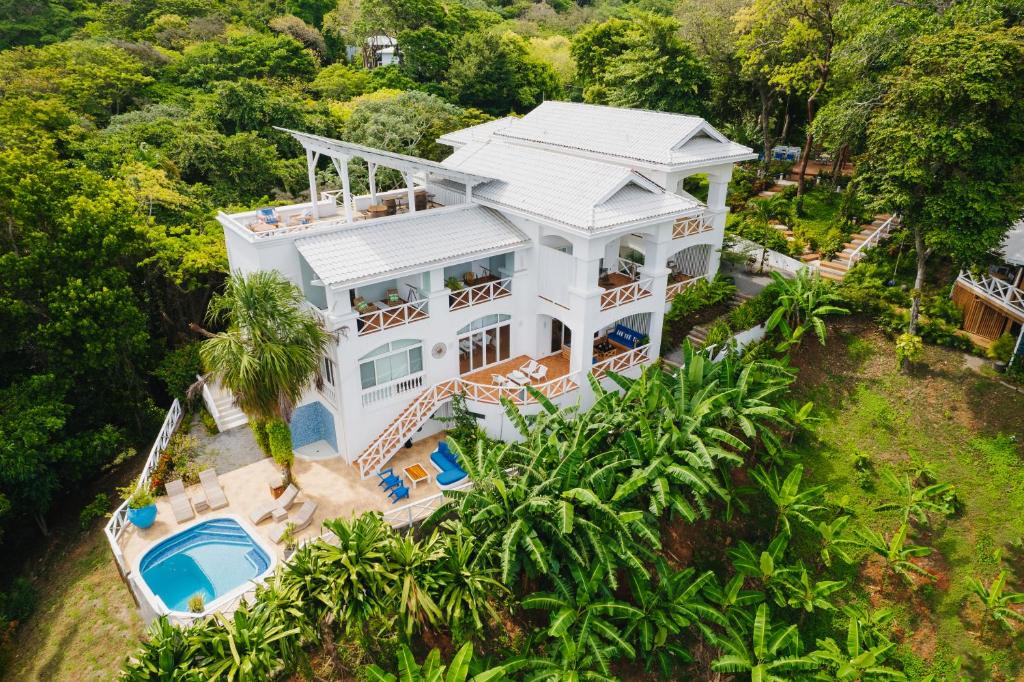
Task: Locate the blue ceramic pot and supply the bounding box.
[127,504,158,529]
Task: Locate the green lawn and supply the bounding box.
[0,525,144,681]
[791,321,1024,679]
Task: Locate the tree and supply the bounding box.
[399,26,453,84]
[363,642,510,682]
[311,63,372,101]
[195,271,330,484]
[858,23,1024,362]
[711,603,816,681]
[445,31,561,115]
[172,33,318,85]
[269,15,327,58]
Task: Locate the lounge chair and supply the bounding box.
[257,207,280,225]
[491,374,513,388]
[165,479,195,524]
[376,468,399,488]
[199,469,228,510]
[430,442,468,488]
[388,486,409,504]
[248,484,299,525]
[271,500,318,543]
[521,360,548,381]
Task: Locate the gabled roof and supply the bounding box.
[438,117,518,147]
[295,205,528,288]
[440,140,701,232]
[453,101,756,169]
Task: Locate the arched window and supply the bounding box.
[359,339,423,390]
[458,314,511,374]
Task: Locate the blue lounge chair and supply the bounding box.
[258,207,280,224]
[382,476,403,493]
[430,441,468,488]
[388,486,409,503]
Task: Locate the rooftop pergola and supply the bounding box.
[275,128,493,222]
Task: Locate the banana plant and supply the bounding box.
[624,557,724,675]
[853,524,935,587]
[874,469,954,527]
[751,463,827,534]
[764,269,849,350]
[363,642,512,682]
[780,563,847,613]
[813,515,855,568]
[729,532,794,606]
[780,399,820,443]
[810,614,906,680]
[967,570,1024,635]
[433,522,509,641]
[702,574,766,633]
[711,603,816,681]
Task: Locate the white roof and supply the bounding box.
[438,117,519,147]
[441,140,701,232]
[295,205,528,288]
[484,101,756,168]
[1003,220,1024,266]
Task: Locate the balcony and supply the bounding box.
[362,372,425,407]
[672,214,713,240]
[356,298,429,335]
[665,274,701,302]
[459,354,576,405]
[954,270,1024,324]
[449,277,512,311]
[599,267,654,311]
[592,343,651,379]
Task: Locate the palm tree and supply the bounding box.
[853,524,935,587]
[764,269,848,350]
[873,469,954,527]
[386,530,444,639]
[968,571,1024,635]
[810,614,906,680]
[195,270,330,484]
[711,603,816,681]
[752,464,827,534]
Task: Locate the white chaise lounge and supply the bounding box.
[165,479,195,524]
[199,469,228,510]
[249,484,299,525]
[271,500,318,543]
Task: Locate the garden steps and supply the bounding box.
[811,213,899,283]
[205,382,248,432]
[686,325,710,345]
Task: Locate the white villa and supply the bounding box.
[212,101,756,477]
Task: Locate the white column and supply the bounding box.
[704,168,733,278]
[640,226,674,362]
[603,238,620,273]
[405,172,416,213]
[368,162,378,205]
[307,150,320,220]
[332,157,354,224]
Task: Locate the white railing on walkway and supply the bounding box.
[200,380,224,431]
[600,277,654,310]
[382,479,474,528]
[449,277,512,311]
[672,214,713,240]
[847,215,898,265]
[458,372,580,406]
[616,258,642,280]
[362,372,425,406]
[592,344,650,379]
[358,298,429,336]
[956,270,1024,318]
[104,400,184,573]
[664,275,701,302]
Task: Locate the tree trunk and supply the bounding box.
[796,103,816,197]
[759,85,775,176]
[904,223,928,373]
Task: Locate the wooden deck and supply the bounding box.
[462,353,570,385]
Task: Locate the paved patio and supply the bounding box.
[118,432,447,568]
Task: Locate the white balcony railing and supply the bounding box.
[591,344,651,379]
[382,479,473,529]
[600,276,654,310]
[616,257,642,280]
[449,277,512,311]
[956,270,1024,318]
[672,214,713,240]
[664,275,701,302]
[362,372,425,406]
[358,299,429,336]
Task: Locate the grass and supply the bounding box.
[0,522,144,681]
[791,320,1024,679]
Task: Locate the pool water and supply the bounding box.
[139,518,271,612]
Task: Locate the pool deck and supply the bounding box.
[118,433,447,569]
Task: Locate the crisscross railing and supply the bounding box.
[358,298,429,335]
[956,270,1024,318]
[449,277,512,311]
[600,277,654,310]
[664,275,701,302]
[591,344,650,379]
[672,214,713,239]
[382,479,474,528]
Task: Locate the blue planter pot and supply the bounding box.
[127,504,158,529]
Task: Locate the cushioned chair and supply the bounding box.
[608,324,644,349]
[429,442,467,488]
[388,486,410,503]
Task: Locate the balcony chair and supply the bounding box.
[388,485,410,504]
[520,360,548,381]
[385,288,402,306]
[257,207,280,225]
[463,271,477,286]
[491,374,514,388]
[382,474,404,493]
[375,467,397,486]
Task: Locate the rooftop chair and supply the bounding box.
[199,469,228,510]
[165,479,195,524]
[257,207,280,225]
[430,441,467,488]
[388,485,410,504]
[271,500,318,543]
[248,484,299,525]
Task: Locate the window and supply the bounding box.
[323,357,336,386]
[359,339,423,389]
[458,315,511,374]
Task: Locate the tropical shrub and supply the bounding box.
[153,342,202,404]
[665,274,737,322]
[765,270,848,350]
[989,332,1016,363]
[266,419,294,471]
[79,493,110,530]
[894,333,924,367]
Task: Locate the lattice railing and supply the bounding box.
[104,400,184,572]
[449,277,512,311]
[672,214,713,240]
[382,479,473,528]
[664,276,701,302]
[591,344,650,379]
[957,270,1024,318]
[600,277,654,310]
[358,298,429,336]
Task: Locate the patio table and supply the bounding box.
[404,463,431,489]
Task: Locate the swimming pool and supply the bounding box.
[138,517,273,613]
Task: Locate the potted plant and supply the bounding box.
[445,276,463,291]
[120,485,158,529]
[280,522,298,559]
[187,593,206,614]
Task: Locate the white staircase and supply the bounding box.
[202,380,249,432]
